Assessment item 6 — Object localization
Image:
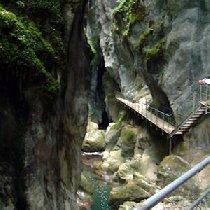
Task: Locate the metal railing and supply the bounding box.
[133,156,210,210]
[171,84,210,134]
[147,104,175,126]
[117,84,210,136]
[189,188,210,209]
[128,99,175,133]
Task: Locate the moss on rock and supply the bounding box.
[119,127,135,158]
[82,130,106,152]
[110,173,156,204]
[0,4,60,93]
[113,0,147,36]
[143,38,166,60]
[80,173,94,194]
[157,155,200,199]
[101,150,123,172]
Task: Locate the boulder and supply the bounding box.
[157,155,200,199]
[101,150,123,172]
[82,130,106,152]
[110,173,156,206]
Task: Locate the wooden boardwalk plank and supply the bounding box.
[116,97,175,134]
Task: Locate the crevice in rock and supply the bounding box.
[98,110,109,130]
[89,46,112,130]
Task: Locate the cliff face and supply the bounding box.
[86,0,210,201]
[89,0,210,110]
[0,0,90,209]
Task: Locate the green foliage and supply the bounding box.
[113,0,147,36]
[121,128,135,141]
[23,0,61,19]
[84,28,97,55]
[16,1,25,9]
[136,23,163,51]
[143,38,166,60]
[87,38,96,54]
[0,5,59,93]
[113,111,125,129]
[120,127,135,157]
[136,27,154,50]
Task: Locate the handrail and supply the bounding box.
[170,104,202,136]
[116,84,210,136]
[134,156,210,210]
[140,101,173,124]
[189,188,210,209]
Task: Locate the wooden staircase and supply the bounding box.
[171,104,206,136]
[117,97,209,137]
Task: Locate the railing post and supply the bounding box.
[169,137,172,155]
[163,114,165,129]
[200,84,202,102]
[193,92,196,113]
[146,99,147,117]
[206,84,208,114]
[156,109,157,126]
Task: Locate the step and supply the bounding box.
[195,111,205,114]
[196,110,205,113]
[177,130,185,133]
[185,119,196,122]
[185,120,194,123]
[175,131,183,135]
[179,126,190,129]
[180,125,190,129]
[191,116,200,119]
[192,114,203,117]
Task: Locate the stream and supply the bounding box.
[79,152,114,210]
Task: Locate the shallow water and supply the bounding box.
[79,152,113,210]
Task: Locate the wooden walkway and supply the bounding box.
[116,97,175,134]
[117,97,209,137]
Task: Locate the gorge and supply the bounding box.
[0,0,210,209]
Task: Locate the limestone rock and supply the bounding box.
[118,127,136,158]
[119,201,137,210]
[79,173,94,194]
[157,155,200,199]
[105,123,122,151]
[101,150,123,172]
[82,130,106,152]
[110,173,156,206]
[77,190,93,210]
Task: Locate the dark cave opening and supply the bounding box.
[90,47,112,130]
[98,110,110,130]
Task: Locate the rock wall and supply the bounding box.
[88,0,210,115]
[86,0,210,207]
[0,0,91,209]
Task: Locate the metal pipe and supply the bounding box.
[135,156,210,210]
[188,188,210,210]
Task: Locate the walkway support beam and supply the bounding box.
[136,156,210,210]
